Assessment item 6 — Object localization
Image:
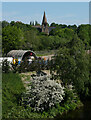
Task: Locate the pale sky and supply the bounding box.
[2,1,90,25]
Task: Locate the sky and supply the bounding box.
[2,2,89,25]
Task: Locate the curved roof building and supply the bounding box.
[7,50,37,60]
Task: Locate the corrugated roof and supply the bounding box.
[7,50,37,59]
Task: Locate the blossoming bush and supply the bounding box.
[22,75,65,112]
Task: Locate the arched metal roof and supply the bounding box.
[7,50,37,59]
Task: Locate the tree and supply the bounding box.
[49,27,74,41]
[77,24,91,49]
[10,21,15,26]
[2,25,25,55]
[50,22,58,27]
[30,21,34,26]
[24,29,39,50]
[54,28,74,40]
[51,34,89,96]
[35,21,40,26]
[59,24,67,28]
[68,24,77,29]
[2,21,9,28]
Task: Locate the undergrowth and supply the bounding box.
[2,73,25,118]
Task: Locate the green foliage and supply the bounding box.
[10,21,15,26]
[10,21,32,31]
[2,20,91,55]
[30,21,34,26]
[68,24,77,31]
[77,24,91,49]
[35,20,40,26]
[2,25,25,54]
[24,29,39,50]
[2,59,10,73]
[2,73,25,118]
[51,34,89,96]
[50,22,58,27]
[2,72,82,119]
[2,20,9,28]
[3,94,81,119]
[54,28,74,40]
[17,58,48,73]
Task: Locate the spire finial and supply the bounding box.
[42,11,47,25]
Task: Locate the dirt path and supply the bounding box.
[20,70,50,88]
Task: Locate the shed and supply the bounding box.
[7,50,37,60]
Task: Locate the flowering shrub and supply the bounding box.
[22,75,65,112]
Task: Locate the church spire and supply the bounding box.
[42,11,47,25]
[42,11,49,35]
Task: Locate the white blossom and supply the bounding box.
[22,75,65,112]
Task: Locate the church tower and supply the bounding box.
[42,11,49,35]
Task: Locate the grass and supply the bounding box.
[35,50,58,56]
[2,72,25,118]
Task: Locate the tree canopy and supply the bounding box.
[2,20,91,56]
[51,34,89,95]
[2,25,25,55]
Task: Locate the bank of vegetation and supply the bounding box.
[1,20,91,56]
[2,72,83,119]
[1,20,91,119]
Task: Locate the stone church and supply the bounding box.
[32,11,56,35]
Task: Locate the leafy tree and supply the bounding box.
[11,22,32,31]
[77,24,91,49]
[51,34,89,96]
[2,20,91,56]
[59,24,67,28]
[24,29,39,50]
[49,27,74,40]
[54,28,74,40]
[30,21,34,26]
[2,20,9,28]
[35,21,40,26]
[10,21,16,26]
[67,24,77,32]
[2,25,25,55]
[50,22,58,27]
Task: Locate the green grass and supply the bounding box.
[35,50,58,56]
[2,73,25,118]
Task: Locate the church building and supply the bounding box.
[42,11,49,35]
[32,11,56,35]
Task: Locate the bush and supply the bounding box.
[17,59,50,73]
[2,59,10,73]
[22,76,65,112]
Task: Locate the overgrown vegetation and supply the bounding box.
[2,60,83,119]
[22,75,65,112]
[50,34,90,98]
[2,73,25,118]
[1,21,91,56]
[2,72,82,118]
[1,20,91,119]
